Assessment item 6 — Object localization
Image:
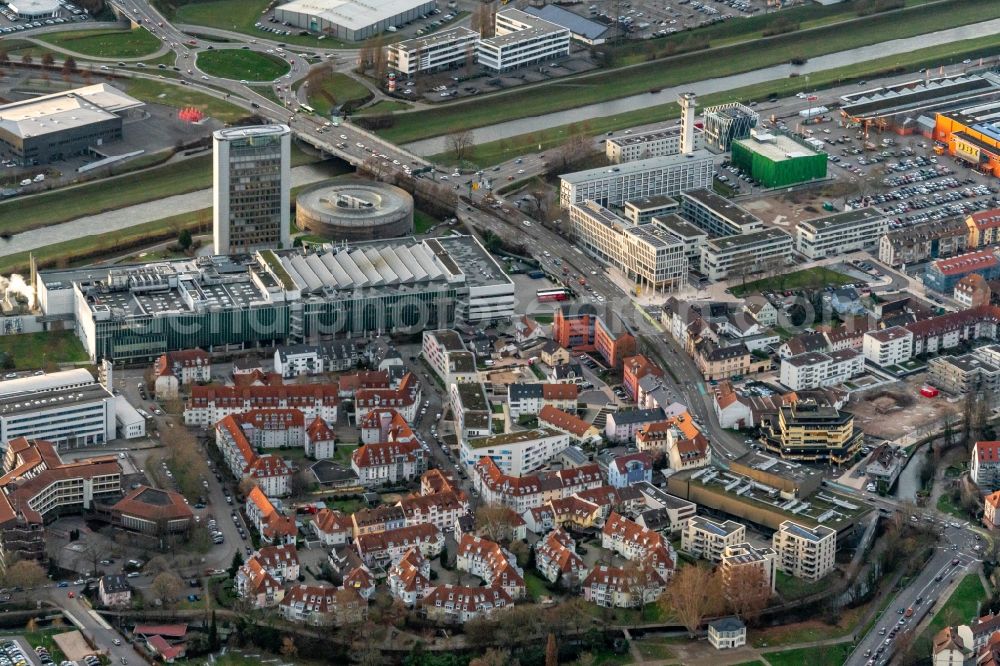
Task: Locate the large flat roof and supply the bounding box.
[389,26,478,53]
[681,188,761,228]
[0,84,143,140]
[482,8,568,48]
[735,133,819,162]
[276,0,432,30]
[797,207,886,232]
[561,150,714,185]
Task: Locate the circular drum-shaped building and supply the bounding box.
[295,179,414,241]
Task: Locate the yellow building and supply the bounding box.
[760,397,863,464]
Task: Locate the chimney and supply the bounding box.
[679,92,697,155]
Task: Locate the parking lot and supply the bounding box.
[583,0,769,40]
[0,0,91,34]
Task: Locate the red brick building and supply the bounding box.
[552,309,636,369]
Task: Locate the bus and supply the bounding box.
[537,288,570,303]
[299,104,315,114]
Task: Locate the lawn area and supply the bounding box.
[730,266,854,297]
[37,27,161,58]
[414,209,439,234]
[765,643,853,666]
[20,628,69,663]
[936,492,968,519]
[333,444,358,465]
[730,662,767,666]
[306,72,372,116]
[775,570,832,600]
[357,99,413,115]
[0,330,89,370]
[126,77,247,122]
[633,639,676,661]
[196,49,289,82]
[326,496,365,514]
[523,572,551,601]
[171,0,350,48]
[917,574,988,653]
[752,596,868,647]
[391,0,1000,145]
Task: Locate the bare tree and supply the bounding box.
[280,636,297,657]
[150,571,183,606]
[61,56,77,77]
[20,54,33,66]
[40,53,54,69]
[3,560,46,599]
[661,563,725,637]
[446,129,475,165]
[723,564,771,624]
[475,503,520,542]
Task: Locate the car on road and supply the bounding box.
[112,639,121,646]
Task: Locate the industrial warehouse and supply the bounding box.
[0,84,144,166]
[274,0,436,41]
[36,236,515,363]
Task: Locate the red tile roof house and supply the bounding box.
[973,440,1000,492]
[134,625,187,663]
[354,372,422,424]
[152,348,210,400]
[311,508,352,546]
[279,584,367,626]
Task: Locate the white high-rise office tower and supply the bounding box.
[213,124,291,254]
[679,92,697,155]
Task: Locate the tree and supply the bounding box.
[20,54,32,66]
[40,53,54,69]
[4,560,46,596]
[0,50,8,65]
[150,571,183,606]
[661,563,725,637]
[545,633,558,666]
[177,228,193,251]
[61,56,77,76]
[230,549,244,576]
[446,129,475,165]
[723,564,771,624]
[280,636,298,657]
[238,476,258,497]
[475,503,520,542]
[150,572,183,606]
[470,649,511,666]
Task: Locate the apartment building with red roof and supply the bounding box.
[153,348,211,399]
[537,405,601,445]
[351,438,427,487]
[110,486,194,537]
[184,379,339,427]
[623,355,664,401]
[472,457,604,514]
[215,414,293,497]
[421,584,513,624]
[305,416,337,459]
[354,523,444,569]
[396,491,470,532]
[456,534,526,600]
[602,511,676,580]
[582,564,666,608]
[388,547,432,607]
[534,528,588,587]
[354,373,422,424]
[967,208,1000,248]
[245,486,297,545]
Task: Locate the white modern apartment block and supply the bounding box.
[459,428,569,475]
[0,369,115,449]
[569,201,687,293]
[862,327,914,367]
[450,382,491,443]
[772,520,836,581]
[422,330,478,387]
[680,516,746,563]
[779,349,864,391]
[213,125,291,254]
[559,151,715,209]
[386,27,480,75]
[795,209,890,260]
[605,125,705,164]
[700,228,794,281]
[477,9,570,73]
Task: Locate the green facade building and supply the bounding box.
[731,133,827,189]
